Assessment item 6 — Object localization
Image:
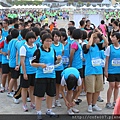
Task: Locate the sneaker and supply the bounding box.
[30,103,35,109]
[87,105,93,113]
[0,87,5,93]
[42,97,46,101]
[7,92,13,97]
[105,103,112,109]
[92,104,102,111]
[112,102,116,109]
[59,94,63,99]
[27,97,31,102]
[67,109,74,115]
[56,100,61,107]
[37,114,42,120]
[52,102,55,108]
[23,104,28,112]
[80,91,86,96]
[97,96,104,102]
[13,98,20,104]
[72,107,79,113]
[46,110,55,116]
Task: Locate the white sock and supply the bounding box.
[37,110,41,115]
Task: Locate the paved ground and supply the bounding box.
[0,17,117,116]
[0,80,115,115]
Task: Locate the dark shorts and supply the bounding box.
[56,70,62,84]
[10,67,20,79]
[107,74,120,82]
[34,78,56,97]
[82,65,85,79]
[0,62,1,68]
[2,63,10,74]
[78,68,83,78]
[20,74,35,88]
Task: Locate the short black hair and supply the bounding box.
[14,24,19,29]
[35,22,41,26]
[40,30,48,39]
[42,33,52,44]
[25,31,36,42]
[59,28,66,33]
[31,27,40,36]
[69,21,75,26]
[6,35,12,43]
[68,26,76,35]
[45,29,51,34]
[101,20,105,24]
[113,21,118,26]
[111,32,120,40]
[21,29,29,39]
[8,28,13,34]
[31,23,35,28]
[53,28,59,31]
[72,29,82,39]
[79,20,85,26]
[52,30,61,37]
[111,18,115,23]
[66,74,77,91]
[86,20,90,23]
[88,31,94,39]
[82,30,87,40]
[61,32,68,41]
[3,19,9,25]
[11,28,19,38]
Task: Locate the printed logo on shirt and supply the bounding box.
[112,58,120,66]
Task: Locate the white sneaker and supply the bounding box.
[80,91,86,96]
[26,97,31,102]
[92,104,102,111]
[67,109,74,115]
[56,100,61,107]
[7,92,13,97]
[52,102,55,108]
[59,94,63,99]
[72,107,79,113]
[13,98,20,104]
[23,104,28,112]
[87,105,93,113]
[46,110,55,116]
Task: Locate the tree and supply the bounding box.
[68,0,74,5]
[86,2,90,7]
[77,0,83,7]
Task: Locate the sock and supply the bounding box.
[37,110,41,115]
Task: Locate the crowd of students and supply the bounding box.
[0,16,120,120]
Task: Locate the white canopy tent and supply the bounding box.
[10,5,50,9]
[108,5,115,10]
[81,5,87,9]
[88,5,94,9]
[95,5,101,9]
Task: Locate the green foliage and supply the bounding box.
[6,0,42,5]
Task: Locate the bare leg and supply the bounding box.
[21,88,28,105]
[107,82,115,103]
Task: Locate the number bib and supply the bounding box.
[101,59,105,67]
[43,64,54,73]
[92,58,101,67]
[62,56,69,64]
[112,58,120,66]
